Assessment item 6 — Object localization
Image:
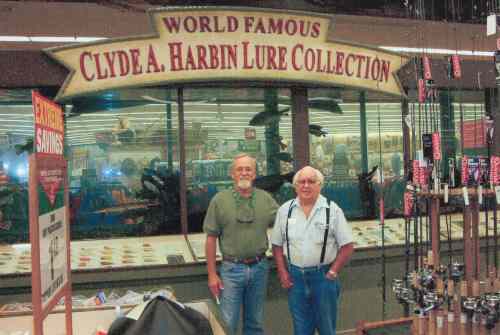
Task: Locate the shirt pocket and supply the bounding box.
[312,221,331,245]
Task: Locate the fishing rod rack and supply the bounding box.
[392,188,500,334]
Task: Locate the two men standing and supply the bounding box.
[204,154,354,335]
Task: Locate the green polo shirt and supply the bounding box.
[203,188,278,259]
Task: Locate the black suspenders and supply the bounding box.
[286,200,331,265]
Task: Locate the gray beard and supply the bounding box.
[237,179,252,189]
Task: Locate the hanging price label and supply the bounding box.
[461,156,469,186]
[463,186,470,206]
[418,79,426,103]
[491,156,500,185]
[478,185,483,205]
[422,56,432,80]
[412,160,420,185]
[432,133,441,160]
[451,55,461,79]
[495,186,500,204]
[404,192,414,217]
[444,184,449,203]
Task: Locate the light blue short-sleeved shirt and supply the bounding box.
[271,194,353,268]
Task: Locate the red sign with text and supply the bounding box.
[33,91,64,156]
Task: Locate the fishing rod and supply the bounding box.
[376,101,387,321]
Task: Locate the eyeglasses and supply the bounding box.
[237,205,255,224]
[296,178,318,186]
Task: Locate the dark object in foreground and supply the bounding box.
[254,172,294,193]
[108,296,215,335]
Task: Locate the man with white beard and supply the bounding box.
[204,153,278,335]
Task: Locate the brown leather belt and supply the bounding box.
[222,253,266,265]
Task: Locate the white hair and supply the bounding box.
[230,153,257,172]
[292,166,324,185]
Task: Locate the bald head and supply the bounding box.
[292,166,324,186]
[293,166,324,205]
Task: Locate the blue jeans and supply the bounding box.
[288,264,341,335]
[220,258,269,335]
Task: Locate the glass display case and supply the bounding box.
[0,87,488,245]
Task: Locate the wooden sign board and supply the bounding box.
[29,91,72,335]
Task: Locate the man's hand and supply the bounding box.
[278,269,293,289]
[272,245,293,289]
[208,273,224,300]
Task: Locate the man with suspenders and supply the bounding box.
[271,166,354,335]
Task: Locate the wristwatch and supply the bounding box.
[327,270,338,279]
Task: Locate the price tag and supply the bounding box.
[478,185,483,205]
[495,185,500,204]
[444,184,449,203]
[432,167,439,193]
[448,312,454,322]
[462,186,469,206]
[436,315,444,328]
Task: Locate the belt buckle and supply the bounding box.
[242,257,256,265]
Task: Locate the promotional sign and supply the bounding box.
[432,132,441,161]
[491,156,500,186]
[46,7,408,100]
[450,55,461,79]
[38,161,67,309]
[30,92,72,335]
[462,119,489,149]
[403,191,414,217]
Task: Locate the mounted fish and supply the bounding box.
[275,152,293,163]
[309,124,328,137]
[69,96,146,117]
[307,97,343,114]
[270,135,288,150]
[277,96,342,113]
[142,95,209,105]
[254,171,294,193]
[248,107,290,126]
[14,138,33,155]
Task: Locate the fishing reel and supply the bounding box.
[392,279,414,305]
[449,262,465,282]
[422,291,444,313]
[462,296,480,318]
[479,294,500,330]
[418,269,436,291]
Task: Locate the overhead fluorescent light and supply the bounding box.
[0,35,493,56]
[380,46,493,57]
[0,36,106,43]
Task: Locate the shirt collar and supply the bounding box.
[232,188,256,207]
[293,194,329,210]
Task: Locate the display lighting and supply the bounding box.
[0,36,106,43]
[380,46,493,57]
[0,35,493,57]
[16,166,26,177]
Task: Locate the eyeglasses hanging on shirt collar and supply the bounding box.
[233,189,256,224]
[237,205,255,224]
